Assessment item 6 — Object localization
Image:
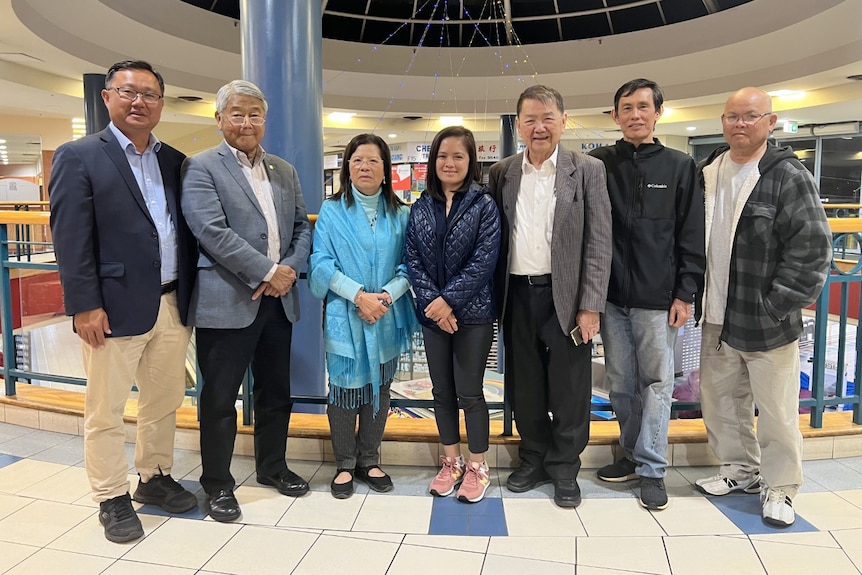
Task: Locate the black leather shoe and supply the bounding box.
[207,489,241,522]
[330,469,355,499]
[257,468,310,497]
[553,479,582,508]
[506,464,552,493]
[355,465,393,493]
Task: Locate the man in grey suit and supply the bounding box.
[489,85,612,508]
[181,80,312,522]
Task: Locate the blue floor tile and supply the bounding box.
[429,512,469,535]
[0,453,21,468]
[467,512,508,536]
[428,496,507,535]
[707,493,818,534]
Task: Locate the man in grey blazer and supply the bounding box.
[181,80,312,522]
[488,85,612,508]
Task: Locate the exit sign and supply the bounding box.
[783,121,799,134]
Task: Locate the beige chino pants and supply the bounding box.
[699,322,803,498]
[82,292,192,502]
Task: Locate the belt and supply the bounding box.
[160,280,178,295]
[511,274,551,286]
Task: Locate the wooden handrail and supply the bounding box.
[0,211,315,226]
[828,217,862,234]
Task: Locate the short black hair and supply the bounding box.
[334,133,405,211]
[613,78,664,112]
[105,60,165,95]
[424,126,481,201]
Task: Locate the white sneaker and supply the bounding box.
[695,473,761,496]
[761,488,795,527]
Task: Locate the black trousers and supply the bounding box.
[423,323,493,454]
[197,296,294,494]
[327,382,391,471]
[504,276,592,480]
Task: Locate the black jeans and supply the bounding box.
[423,323,494,454]
[197,297,294,494]
[504,277,592,480]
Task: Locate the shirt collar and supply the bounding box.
[109,122,160,154]
[522,145,559,174]
[226,141,266,168]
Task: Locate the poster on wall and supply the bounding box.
[412,163,427,193]
[391,164,412,197]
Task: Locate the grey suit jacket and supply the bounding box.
[488,147,612,335]
[181,141,312,329]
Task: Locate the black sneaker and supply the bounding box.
[597,458,638,483]
[133,473,198,513]
[99,493,144,543]
[639,477,668,510]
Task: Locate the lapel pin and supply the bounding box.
[268,164,274,170]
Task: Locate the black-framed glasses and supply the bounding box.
[226,115,266,126]
[721,112,771,126]
[111,87,162,105]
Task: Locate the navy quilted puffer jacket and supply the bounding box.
[405,182,501,327]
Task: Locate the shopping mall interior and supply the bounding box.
[1,0,862,573]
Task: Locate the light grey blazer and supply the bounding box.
[489,147,612,335]
[181,141,312,329]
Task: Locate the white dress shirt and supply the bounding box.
[510,145,559,275]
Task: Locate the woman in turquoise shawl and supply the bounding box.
[309,134,417,499]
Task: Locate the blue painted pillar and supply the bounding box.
[240,0,325,409]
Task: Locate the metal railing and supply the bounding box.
[0,211,858,431]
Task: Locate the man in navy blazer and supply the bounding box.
[181,80,312,522]
[50,60,198,543]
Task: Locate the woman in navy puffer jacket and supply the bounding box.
[405,126,501,504]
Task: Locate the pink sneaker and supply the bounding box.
[457,461,490,503]
[429,456,464,496]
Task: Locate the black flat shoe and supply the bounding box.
[257,468,309,497]
[207,489,241,522]
[355,465,394,493]
[553,479,582,508]
[330,469,355,499]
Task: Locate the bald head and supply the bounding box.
[722,87,777,163]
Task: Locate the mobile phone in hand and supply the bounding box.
[570,326,584,346]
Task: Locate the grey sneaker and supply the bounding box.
[639,477,668,510]
[99,493,144,543]
[597,458,638,483]
[761,488,795,527]
[695,473,761,496]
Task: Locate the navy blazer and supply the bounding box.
[49,127,196,337]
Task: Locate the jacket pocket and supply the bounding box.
[98,262,124,278]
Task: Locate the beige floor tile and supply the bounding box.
[577,536,669,574]
[0,493,35,522]
[836,488,862,510]
[47,513,167,559]
[324,530,405,544]
[752,538,859,575]
[834,436,862,458]
[3,548,113,575]
[18,465,92,503]
[203,524,319,575]
[665,535,765,575]
[831,528,862,571]
[292,533,398,575]
[802,437,834,460]
[123,517,241,570]
[37,411,79,435]
[0,540,38,573]
[793,491,862,530]
[750,531,840,548]
[101,560,197,575]
[390,544,485,575]
[352,493,433,534]
[577,499,665,537]
[482,554,575,575]
[231,485,295,526]
[0,499,93,547]
[277,490,365,531]
[380,441,439,466]
[487,536,574,564]
[403,534,488,553]
[578,568,664,575]
[502,499,587,537]
[0,458,67,494]
[651,496,742,536]
[4,405,39,429]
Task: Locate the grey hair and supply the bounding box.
[215,80,268,114]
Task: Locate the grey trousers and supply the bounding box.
[327,382,391,470]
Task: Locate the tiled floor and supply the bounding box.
[1,422,862,574]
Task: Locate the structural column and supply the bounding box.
[83,74,109,135]
[499,114,517,160]
[240,0,325,406]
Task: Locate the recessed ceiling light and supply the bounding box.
[0,139,6,144]
[328,112,355,123]
[388,133,397,138]
[686,127,696,131]
[768,89,805,100]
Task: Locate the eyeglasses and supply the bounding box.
[721,112,771,126]
[225,115,266,126]
[349,157,383,168]
[111,87,162,105]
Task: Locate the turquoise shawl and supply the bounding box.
[308,192,418,413]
